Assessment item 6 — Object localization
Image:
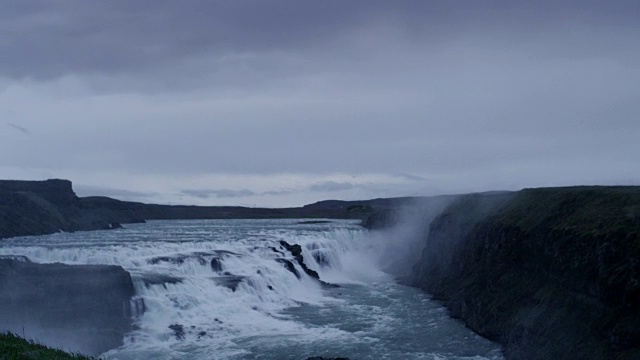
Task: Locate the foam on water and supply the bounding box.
[0,219,502,359]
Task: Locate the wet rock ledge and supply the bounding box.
[0,256,135,355]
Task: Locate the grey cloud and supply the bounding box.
[181,188,301,199]
[309,181,357,192]
[0,1,370,80]
[6,123,30,135]
[262,189,297,196]
[0,1,639,207]
[2,1,639,82]
[397,173,427,182]
[181,189,255,199]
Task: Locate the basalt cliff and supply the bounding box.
[368,186,640,359]
[0,179,143,239]
[0,256,135,355]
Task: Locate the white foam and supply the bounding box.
[0,219,502,359]
[0,220,374,357]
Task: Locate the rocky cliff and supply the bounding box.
[0,257,135,355]
[399,187,640,359]
[0,179,144,239]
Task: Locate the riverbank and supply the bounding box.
[0,332,95,360]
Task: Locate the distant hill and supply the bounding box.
[0,179,388,239]
[302,197,419,210]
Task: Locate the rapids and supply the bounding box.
[0,219,502,359]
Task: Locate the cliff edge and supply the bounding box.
[0,257,135,355]
[403,187,640,359]
[0,179,143,239]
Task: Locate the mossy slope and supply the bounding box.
[411,186,640,360]
[0,332,94,360]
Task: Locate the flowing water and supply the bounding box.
[0,219,502,360]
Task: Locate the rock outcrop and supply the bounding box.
[279,240,338,287]
[0,179,144,239]
[0,257,135,355]
[399,187,640,359]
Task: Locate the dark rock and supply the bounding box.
[297,220,332,224]
[279,241,319,279]
[210,257,223,272]
[406,187,640,360]
[168,324,185,340]
[270,246,284,255]
[110,222,123,229]
[0,258,135,355]
[279,240,338,288]
[148,255,186,265]
[0,179,147,239]
[0,179,76,206]
[267,285,274,291]
[147,251,238,269]
[276,258,300,279]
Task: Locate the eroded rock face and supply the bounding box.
[279,240,321,280]
[276,258,300,279]
[279,240,338,288]
[0,257,136,355]
[210,257,223,272]
[408,187,640,360]
[0,179,144,239]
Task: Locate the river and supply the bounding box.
[0,219,501,360]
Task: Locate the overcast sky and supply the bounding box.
[1,1,639,207]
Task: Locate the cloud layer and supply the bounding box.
[1,1,639,206]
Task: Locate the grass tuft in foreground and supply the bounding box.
[0,332,96,360]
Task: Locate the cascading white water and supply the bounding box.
[0,219,502,360]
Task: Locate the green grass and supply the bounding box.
[0,332,96,360]
[495,186,640,236]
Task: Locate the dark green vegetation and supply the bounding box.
[0,332,94,360]
[0,258,135,355]
[402,187,640,360]
[0,179,409,240]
